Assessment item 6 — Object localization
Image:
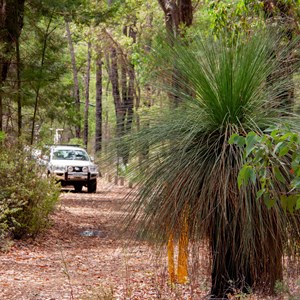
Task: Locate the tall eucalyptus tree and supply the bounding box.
[65,19,81,139]
[95,49,103,152]
[83,40,92,148]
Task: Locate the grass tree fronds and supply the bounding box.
[123,30,300,298]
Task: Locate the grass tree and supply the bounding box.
[125,32,300,298]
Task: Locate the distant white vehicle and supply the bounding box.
[47,145,99,193]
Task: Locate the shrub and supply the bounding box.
[0,140,60,241]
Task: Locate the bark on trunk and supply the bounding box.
[158,0,193,40]
[0,0,25,132]
[110,47,124,139]
[16,35,21,137]
[158,0,193,107]
[121,26,128,108]
[110,46,125,166]
[83,41,92,148]
[30,16,52,145]
[95,51,103,153]
[65,19,81,138]
[125,24,136,134]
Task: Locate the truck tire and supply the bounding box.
[74,183,83,193]
[87,179,97,193]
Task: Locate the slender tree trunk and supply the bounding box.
[121,26,128,107]
[30,16,52,145]
[110,46,126,167]
[83,41,92,148]
[125,23,136,134]
[65,19,81,138]
[110,47,124,138]
[158,0,193,107]
[16,35,22,137]
[95,51,103,153]
[126,63,134,133]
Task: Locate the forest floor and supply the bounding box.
[0,178,299,300]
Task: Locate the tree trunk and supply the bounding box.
[30,16,52,145]
[125,23,136,134]
[95,50,103,153]
[110,45,125,164]
[0,0,25,132]
[158,0,193,40]
[121,26,128,108]
[158,0,193,107]
[83,41,92,148]
[65,19,81,139]
[110,47,124,138]
[126,63,134,133]
[16,35,22,137]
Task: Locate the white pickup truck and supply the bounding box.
[47,145,99,193]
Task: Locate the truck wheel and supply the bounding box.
[87,179,97,193]
[74,183,83,193]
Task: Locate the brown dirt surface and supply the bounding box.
[0,178,299,300]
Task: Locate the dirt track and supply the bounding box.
[0,179,207,300]
[2,178,296,299]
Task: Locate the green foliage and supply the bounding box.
[206,0,264,37]
[0,131,5,142]
[274,280,290,295]
[0,142,60,242]
[69,138,85,147]
[229,126,300,212]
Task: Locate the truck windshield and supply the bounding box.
[52,149,89,161]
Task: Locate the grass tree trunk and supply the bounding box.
[210,193,284,298]
[83,41,92,148]
[95,50,103,153]
[65,19,81,139]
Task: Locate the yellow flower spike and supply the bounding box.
[177,208,189,284]
[167,232,176,284]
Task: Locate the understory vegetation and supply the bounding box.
[0,139,60,244]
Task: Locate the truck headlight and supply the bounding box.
[82,166,88,172]
[52,165,66,172]
[67,166,73,172]
[89,166,98,172]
